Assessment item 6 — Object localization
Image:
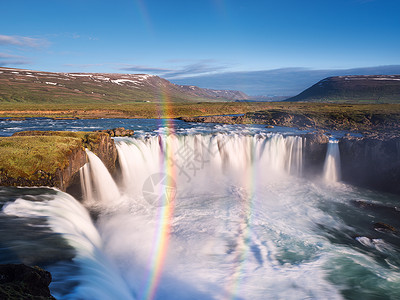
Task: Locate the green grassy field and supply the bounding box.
[0,135,81,179]
[0,102,274,118]
[0,131,105,181]
[245,103,400,132]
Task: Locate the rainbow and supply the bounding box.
[225,141,256,300]
[132,0,152,32]
[141,86,177,300]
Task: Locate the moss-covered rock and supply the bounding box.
[0,131,117,191]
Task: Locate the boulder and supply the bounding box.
[0,264,55,299]
[95,127,134,137]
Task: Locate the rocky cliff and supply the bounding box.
[339,135,400,195]
[302,132,329,176]
[301,133,400,195]
[0,131,118,192]
[179,103,400,134]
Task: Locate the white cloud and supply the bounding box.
[120,60,228,78]
[0,35,49,48]
[0,52,30,66]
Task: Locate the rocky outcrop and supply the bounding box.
[95,127,134,137]
[251,110,317,129]
[302,132,329,176]
[300,133,400,194]
[178,115,246,124]
[179,105,400,135]
[0,131,118,192]
[82,132,118,175]
[339,135,400,195]
[56,146,87,191]
[179,110,318,128]
[0,264,55,299]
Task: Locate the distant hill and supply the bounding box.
[286,75,400,103]
[0,67,248,103]
[171,65,400,96]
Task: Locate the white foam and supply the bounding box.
[323,139,341,183]
[2,191,134,300]
[84,150,121,205]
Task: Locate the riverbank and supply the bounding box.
[179,103,400,138]
[0,102,272,119]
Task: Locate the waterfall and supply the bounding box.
[79,134,304,204]
[2,191,134,300]
[5,131,397,300]
[83,150,120,204]
[115,134,304,194]
[323,139,341,183]
[80,163,93,203]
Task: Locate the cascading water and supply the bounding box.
[2,190,134,300]
[323,139,341,183]
[115,134,304,196]
[1,131,400,300]
[80,163,93,203]
[83,150,120,204]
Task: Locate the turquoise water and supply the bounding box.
[0,120,398,300]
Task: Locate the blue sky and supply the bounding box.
[1,0,400,95]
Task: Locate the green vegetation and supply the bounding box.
[0,102,273,119]
[287,76,400,103]
[0,68,247,104]
[0,135,81,179]
[245,103,400,133]
[0,131,103,181]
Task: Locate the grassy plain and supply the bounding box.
[0,135,82,179]
[0,131,103,181]
[0,102,273,118]
[247,102,400,131]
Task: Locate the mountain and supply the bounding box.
[0,67,248,103]
[285,75,400,103]
[171,65,400,96]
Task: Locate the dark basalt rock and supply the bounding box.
[302,132,329,177]
[0,264,56,299]
[351,200,400,218]
[4,118,26,121]
[340,136,400,195]
[256,110,316,128]
[373,222,397,233]
[178,115,244,124]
